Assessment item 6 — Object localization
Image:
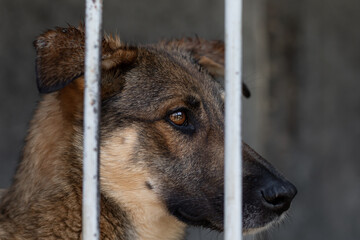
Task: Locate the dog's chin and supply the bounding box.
[166,194,289,234]
[172,207,288,235]
[243,211,288,235]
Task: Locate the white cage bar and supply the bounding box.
[224,0,243,239]
[82,0,103,239]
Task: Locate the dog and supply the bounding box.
[0,26,297,240]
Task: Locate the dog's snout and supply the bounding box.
[261,180,297,213]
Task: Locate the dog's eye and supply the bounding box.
[169,111,187,126]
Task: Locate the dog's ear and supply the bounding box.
[34,26,85,93]
[34,26,138,94]
[163,38,250,98]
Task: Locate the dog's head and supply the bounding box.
[34,26,296,235]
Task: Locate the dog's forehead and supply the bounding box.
[102,46,223,120]
[134,46,219,93]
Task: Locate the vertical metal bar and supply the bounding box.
[82,0,103,239]
[224,0,243,239]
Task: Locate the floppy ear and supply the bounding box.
[163,38,250,98]
[34,26,137,94]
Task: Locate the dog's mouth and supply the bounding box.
[172,207,210,226]
[169,202,224,231]
[176,208,205,223]
[174,207,224,231]
[169,199,290,234]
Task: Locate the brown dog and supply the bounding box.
[0,26,296,240]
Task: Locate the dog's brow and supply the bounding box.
[185,95,200,109]
[155,95,200,109]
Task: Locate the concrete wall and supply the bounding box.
[1,0,359,239]
[264,0,360,239]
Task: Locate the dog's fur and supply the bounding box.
[0,26,296,240]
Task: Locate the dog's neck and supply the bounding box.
[1,93,84,238]
[0,93,186,240]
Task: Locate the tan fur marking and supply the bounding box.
[198,56,224,77]
[100,128,186,240]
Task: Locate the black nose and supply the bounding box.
[261,180,297,214]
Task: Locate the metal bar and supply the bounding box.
[224,0,243,239]
[82,0,103,239]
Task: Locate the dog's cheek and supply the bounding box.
[139,120,223,192]
[99,127,170,208]
[99,127,186,238]
[100,128,163,213]
[148,121,195,158]
[100,128,148,200]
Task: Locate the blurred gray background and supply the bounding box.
[1,0,359,239]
